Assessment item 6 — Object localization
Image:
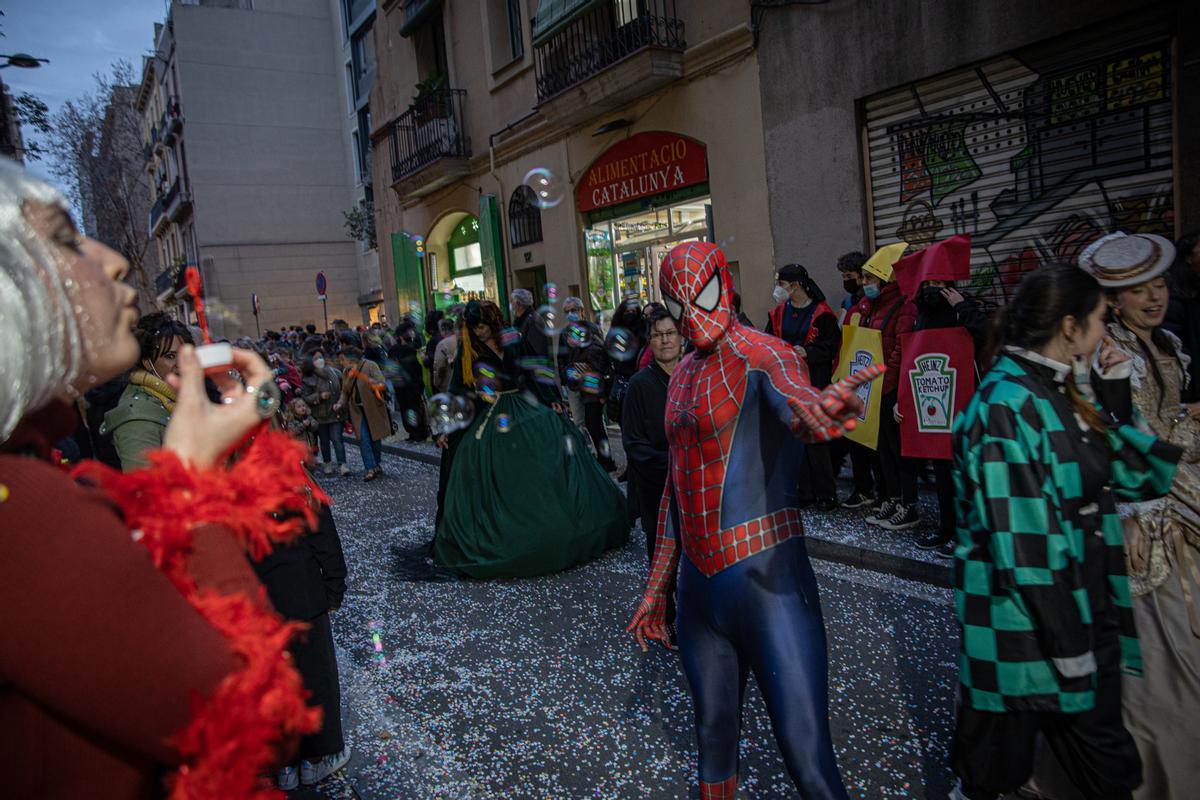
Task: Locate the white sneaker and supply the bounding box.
[277,764,299,791]
[300,745,351,785]
[338,463,351,476]
[322,462,335,476]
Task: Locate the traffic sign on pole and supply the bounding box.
[316,271,327,296]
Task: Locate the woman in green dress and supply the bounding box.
[433,300,628,578]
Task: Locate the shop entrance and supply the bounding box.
[585,197,711,314]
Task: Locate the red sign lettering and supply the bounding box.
[575,131,708,213]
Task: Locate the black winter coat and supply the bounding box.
[253,503,348,622]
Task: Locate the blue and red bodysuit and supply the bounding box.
[630,243,879,800]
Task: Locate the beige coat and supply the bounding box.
[339,358,391,442]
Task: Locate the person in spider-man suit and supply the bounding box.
[627,242,883,800]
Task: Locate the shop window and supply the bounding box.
[508,185,542,247]
[584,225,617,316]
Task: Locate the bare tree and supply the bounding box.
[43,60,157,308]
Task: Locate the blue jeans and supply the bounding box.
[316,421,346,465]
[358,422,382,471]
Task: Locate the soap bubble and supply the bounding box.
[544,282,558,302]
[404,409,418,428]
[496,414,511,433]
[565,322,590,348]
[475,364,499,403]
[449,394,475,429]
[499,326,522,347]
[581,370,604,396]
[428,393,454,434]
[605,327,636,361]
[564,365,581,390]
[539,305,565,336]
[524,167,564,209]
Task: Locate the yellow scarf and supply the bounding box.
[460,323,476,388]
[129,368,178,413]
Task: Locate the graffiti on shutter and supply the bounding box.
[864,14,1174,308]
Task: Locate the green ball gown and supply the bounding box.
[432,342,628,578]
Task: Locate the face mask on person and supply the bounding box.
[916,286,946,308]
[567,311,581,322]
[863,283,881,300]
[313,357,326,370]
[842,278,858,294]
[772,285,790,303]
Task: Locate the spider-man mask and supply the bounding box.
[659,241,734,351]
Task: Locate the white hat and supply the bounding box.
[1077,232,1175,288]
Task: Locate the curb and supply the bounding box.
[350,436,954,589]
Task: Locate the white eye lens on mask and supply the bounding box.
[694,273,721,312]
[663,295,683,320]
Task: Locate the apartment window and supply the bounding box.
[356,107,371,177]
[351,25,376,103]
[508,185,542,247]
[486,0,524,71]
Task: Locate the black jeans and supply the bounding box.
[584,402,616,470]
[798,442,837,503]
[878,393,918,505]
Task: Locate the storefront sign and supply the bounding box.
[576,132,708,213]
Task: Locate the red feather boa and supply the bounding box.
[72,426,330,800]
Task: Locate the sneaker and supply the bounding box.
[865,499,898,526]
[322,462,335,476]
[879,503,920,531]
[840,491,873,509]
[935,541,956,559]
[277,764,299,791]
[815,498,839,513]
[915,532,950,551]
[338,463,351,476]
[301,746,352,785]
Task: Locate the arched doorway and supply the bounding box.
[426,211,494,309]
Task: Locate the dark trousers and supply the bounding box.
[845,439,881,498]
[932,460,954,540]
[316,421,346,465]
[878,393,917,505]
[584,402,616,470]
[798,442,837,503]
[396,383,429,441]
[292,612,345,759]
[952,624,1141,800]
[633,469,675,626]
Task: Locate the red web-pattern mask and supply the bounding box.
[658,242,734,351]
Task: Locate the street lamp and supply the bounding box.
[0,53,49,69]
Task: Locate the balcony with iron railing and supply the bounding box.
[384,86,470,198]
[532,1,685,127]
[162,96,183,143]
[149,177,180,235]
[144,124,160,162]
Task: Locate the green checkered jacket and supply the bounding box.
[952,353,1179,713]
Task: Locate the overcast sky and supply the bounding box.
[3,0,166,184]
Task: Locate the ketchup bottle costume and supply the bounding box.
[629,242,880,800]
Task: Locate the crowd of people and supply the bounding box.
[2,148,1199,800]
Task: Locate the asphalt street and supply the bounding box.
[299,447,959,800]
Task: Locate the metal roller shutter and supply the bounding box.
[863,10,1175,309]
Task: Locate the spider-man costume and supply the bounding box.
[628,242,881,800]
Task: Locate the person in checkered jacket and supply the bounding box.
[949,264,1181,800]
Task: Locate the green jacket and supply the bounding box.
[953,352,1179,713]
[101,383,171,471]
